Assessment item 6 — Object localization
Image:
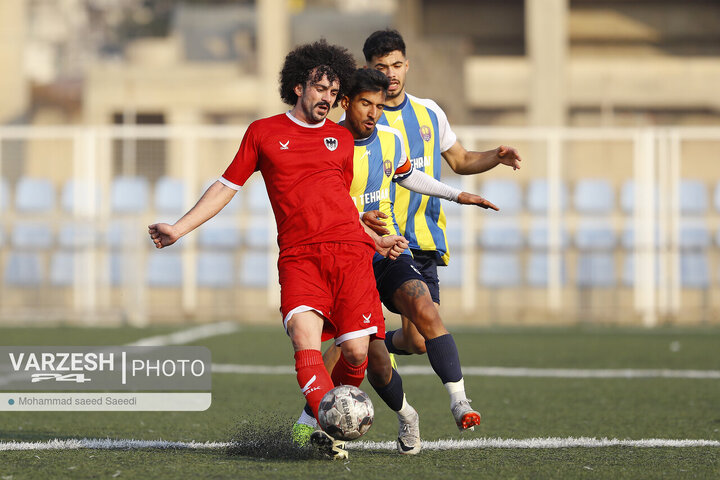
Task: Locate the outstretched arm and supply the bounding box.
[148,180,237,248]
[396,168,499,210]
[442,142,522,175]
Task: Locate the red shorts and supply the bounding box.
[278,242,385,345]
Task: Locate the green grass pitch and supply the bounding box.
[0,324,718,479]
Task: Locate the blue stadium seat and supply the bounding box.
[620,180,634,214]
[621,254,633,287]
[108,253,125,286]
[478,218,523,250]
[146,252,183,287]
[58,222,97,248]
[679,220,711,250]
[438,252,463,287]
[480,179,522,214]
[680,253,709,288]
[714,181,720,212]
[197,252,235,287]
[11,222,53,249]
[15,177,55,213]
[439,176,463,218]
[50,251,93,287]
[4,252,44,286]
[526,178,568,214]
[444,222,464,252]
[0,178,9,212]
[61,179,102,214]
[239,251,270,287]
[154,176,186,215]
[576,253,616,287]
[111,176,149,214]
[573,179,614,214]
[198,219,241,248]
[526,253,566,287]
[575,219,616,250]
[246,178,269,214]
[527,218,569,250]
[107,219,149,249]
[478,252,521,288]
[679,179,708,215]
[244,215,272,249]
[50,251,73,286]
[621,254,661,287]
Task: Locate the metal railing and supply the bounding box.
[1,125,718,325]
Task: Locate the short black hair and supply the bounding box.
[345,68,389,100]
[362,29,406,62]
[279,39,357,107]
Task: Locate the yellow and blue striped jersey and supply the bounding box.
[348,124,413,261]
[378,93,458,265]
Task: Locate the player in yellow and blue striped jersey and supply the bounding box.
[361,29,523,432]
[342,68,497,435]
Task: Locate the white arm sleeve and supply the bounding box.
[397,168,462,202]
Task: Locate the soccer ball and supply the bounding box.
[317,385,374,441]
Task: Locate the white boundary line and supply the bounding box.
[211,364,720,379]
[1,437,718,451]
[126,322,240,346]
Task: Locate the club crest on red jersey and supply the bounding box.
[420,125,432,142]
[383,159,392,177]
[324,137,338,151]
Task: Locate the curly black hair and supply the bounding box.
[362,29,406,62]
[345,68,389,100]
[279,39,357,107]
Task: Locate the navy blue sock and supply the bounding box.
[372,368,405,412]
[384,329,412,355]
[425,333,463,384]
[303,403,313,418]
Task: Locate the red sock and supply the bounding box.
[331,353,368,388]
[294,349,334,419]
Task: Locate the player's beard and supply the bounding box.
[309,101,331,122]
[386,79,404,100]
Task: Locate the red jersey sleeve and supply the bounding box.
[221,122,261,189]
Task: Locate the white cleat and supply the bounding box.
[396,405,421,455]
[451,399,481,432]
[310,430,348,460]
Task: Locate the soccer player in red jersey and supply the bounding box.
[148,40,408,459]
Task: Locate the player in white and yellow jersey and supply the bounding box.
[361,29,523,432]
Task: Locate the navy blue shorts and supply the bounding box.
[373,254,425,314]
[409,249,441,305]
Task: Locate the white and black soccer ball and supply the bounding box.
[317,385,374,441]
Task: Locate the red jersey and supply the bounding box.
[220,112,374,252]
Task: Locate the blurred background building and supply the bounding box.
[1,0,719,326]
